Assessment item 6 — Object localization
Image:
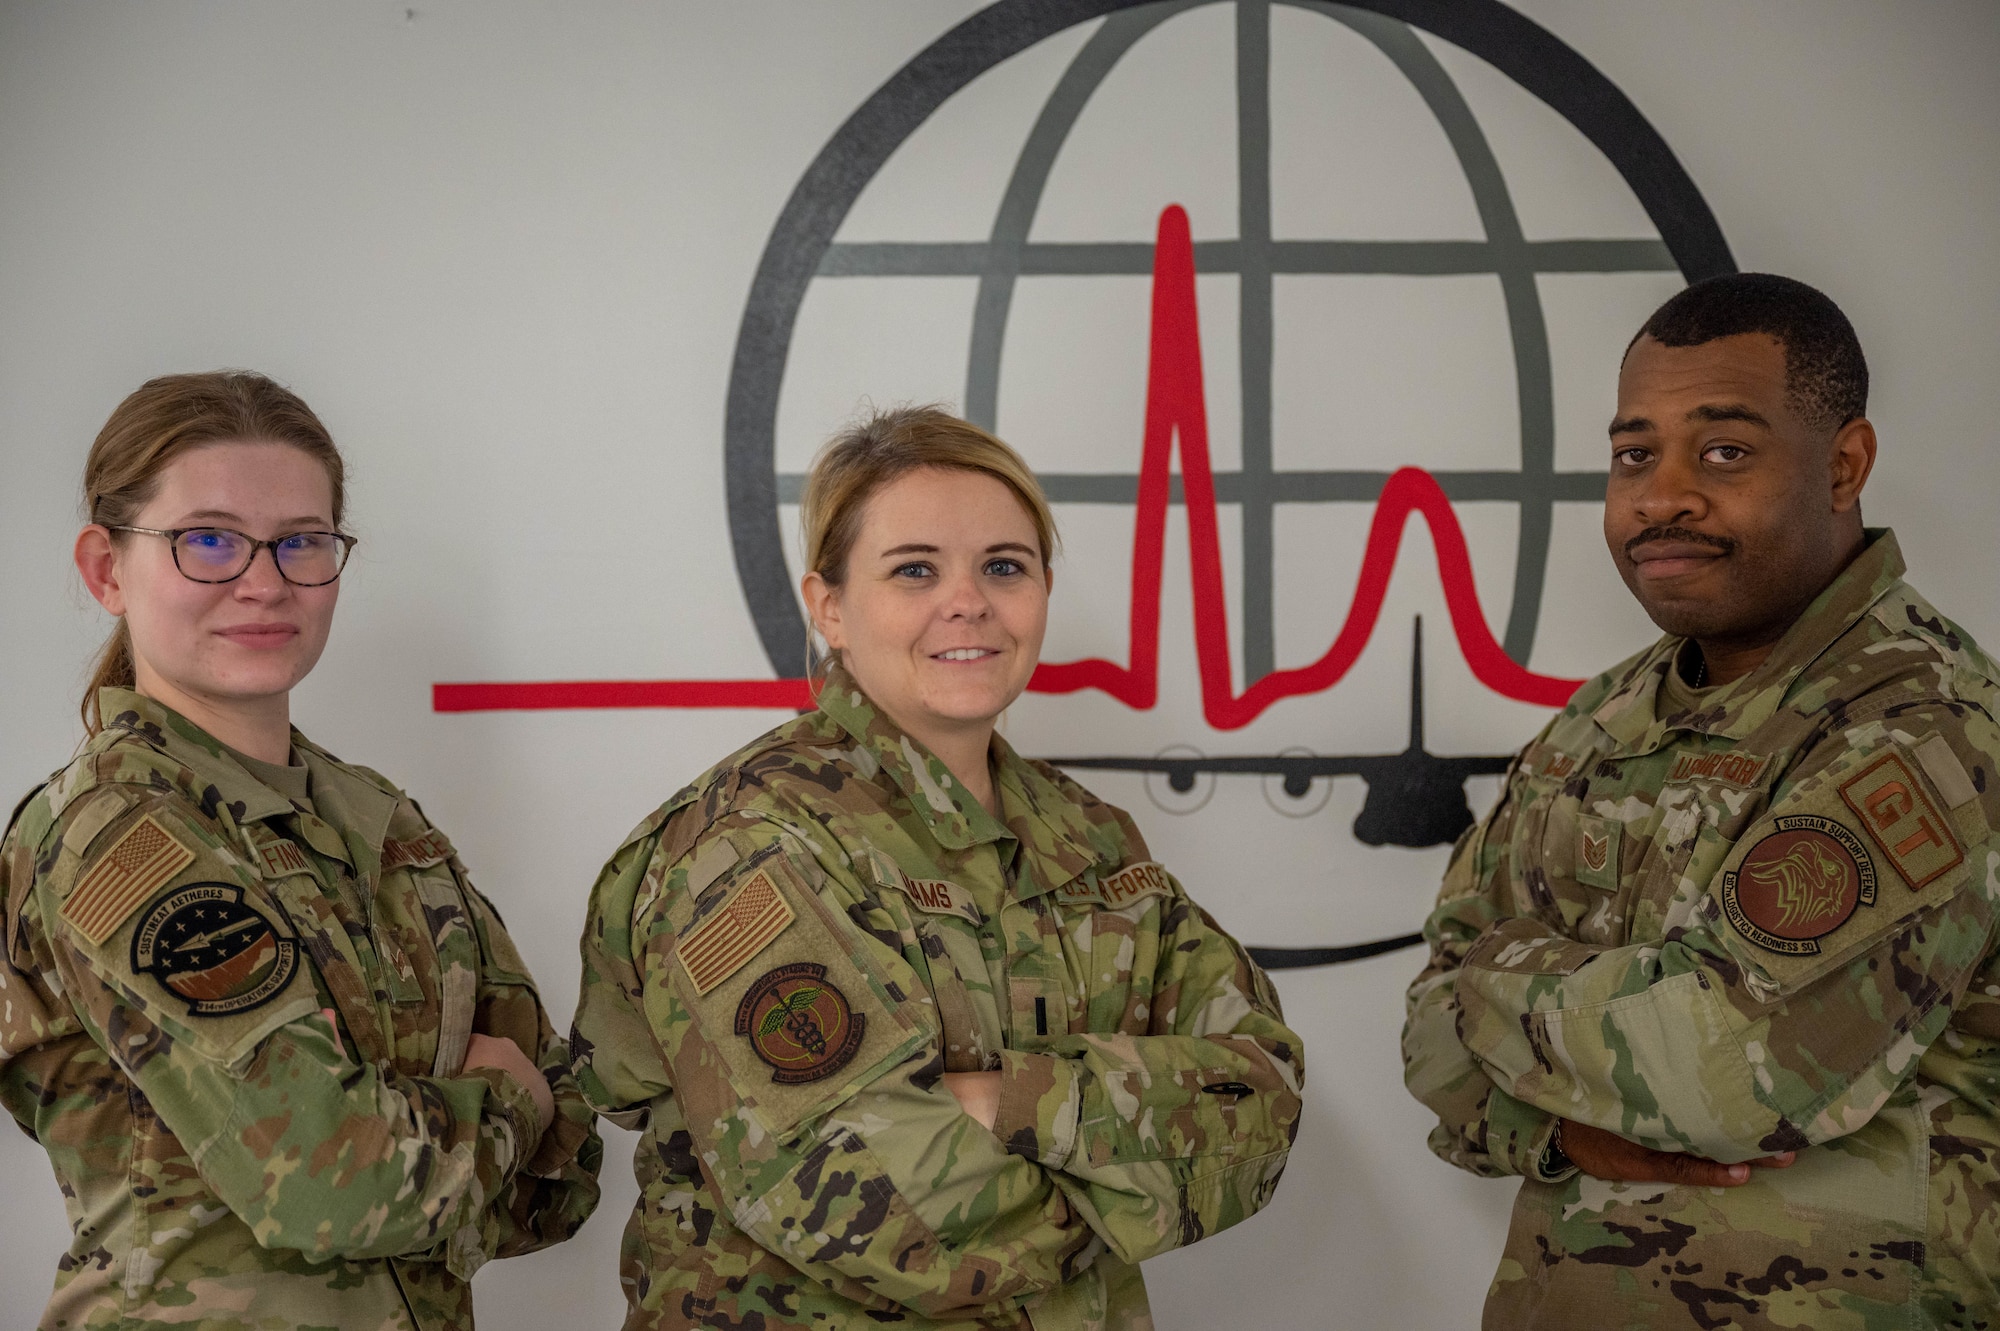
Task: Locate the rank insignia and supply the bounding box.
[1840,750,1964,890]
[1721,815,1877,956]
[735,961,865,1085]
[1575,815,1620,892]
[132,883,300,1016]
[678,869,795,995]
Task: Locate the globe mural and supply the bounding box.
[715,0,1732,966]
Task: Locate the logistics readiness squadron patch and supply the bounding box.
[735,961,865,1085]
[61,814,197,946]
[1721,815,1878,956]
[679,869,795,996]
[132,883,299,1015]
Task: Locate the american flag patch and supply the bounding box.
[678,869,795,996]
[60,815,196,945]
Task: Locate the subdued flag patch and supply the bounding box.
[61,814,196,945]
[679,869,795,995]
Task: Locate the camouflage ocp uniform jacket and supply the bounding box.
[572,663,1303,1331]
[1403,531,2000,1329]
[0,689,602,1331]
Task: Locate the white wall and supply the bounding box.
[1,3,1996,1327]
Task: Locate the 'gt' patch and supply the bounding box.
[734,961,865,1085]
[1721,816,1878,956]
[132,883,300,1016]
[1839,750,1964,890]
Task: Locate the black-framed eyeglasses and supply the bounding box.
[108,526,357,586]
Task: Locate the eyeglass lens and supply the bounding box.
[174,529,347,584]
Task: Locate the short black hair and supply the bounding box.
[1631,272,1868,435]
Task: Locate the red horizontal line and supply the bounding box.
[432,678,812,712]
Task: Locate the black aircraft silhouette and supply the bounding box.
[1045,617,1513,969]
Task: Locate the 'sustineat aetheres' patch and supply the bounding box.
[132,883,299,1016]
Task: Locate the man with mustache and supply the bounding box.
[1403,272,2000,1328]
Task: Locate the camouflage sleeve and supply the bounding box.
[580,816,1101,1321]
[571,825,673,1127]
[38,792,546,1279]
[1400,748,1568,1180]
[458,875,603,1259]
[1455,707,2000,1163]
[986,871,1304,1264]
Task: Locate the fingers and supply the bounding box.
[1747,1151,1798,1169]
[1660,1153,1750,1187]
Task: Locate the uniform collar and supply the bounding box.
[814,664,1105,892]
[1594,528,1907,750]
[93,687,397,872]
[94,687,295,826]
[816,662,1012,851]
[991,737,1109,896]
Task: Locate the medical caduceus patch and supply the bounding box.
[735,961,865,1085]
[132,883,300,1016]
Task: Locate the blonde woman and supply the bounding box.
[0,372,600,1329]
[573,405,1303,1330]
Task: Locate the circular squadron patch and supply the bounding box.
[734,961,865,1085]
[1721,815,1878,956]
[132,883,299,1015]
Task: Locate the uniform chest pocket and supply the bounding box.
[1066,895,1166,1036]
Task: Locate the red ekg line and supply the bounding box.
[432,204,1583,720]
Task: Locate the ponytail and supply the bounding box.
[80,622,137,735]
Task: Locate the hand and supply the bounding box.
[1557,1118,1796,1187]
[942,1071,1002,1131]
[464,1032,555,1139]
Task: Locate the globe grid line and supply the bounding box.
[763,0,1713,685]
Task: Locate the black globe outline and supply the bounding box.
[722,0,1734,682]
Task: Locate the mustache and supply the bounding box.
[1623,525,1737,560]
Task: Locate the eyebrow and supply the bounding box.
[1686,403,1772,429]
[177,510,332,528]
[875,541,1040,559]
[1606,403,1774,438]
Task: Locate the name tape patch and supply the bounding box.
[678,869,796,996]
[901,876,978,922]
[1668,751,1773,789]
[257,838,311,879]
[1839,750,1964,890]
[61,814,197,946]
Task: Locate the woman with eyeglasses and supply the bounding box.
[571,406,1304,1331]
[0,371,600,1330]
